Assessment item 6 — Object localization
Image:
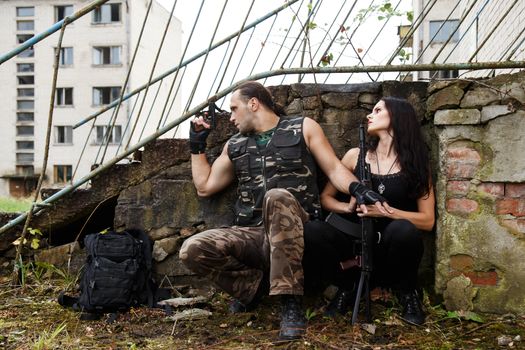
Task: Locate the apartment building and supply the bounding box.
[0,0,181,197]
[411,0,525,80]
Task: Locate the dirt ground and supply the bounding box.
[0,272,524,350]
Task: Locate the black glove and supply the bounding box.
[349,181,386,205]
[189,122,210,154]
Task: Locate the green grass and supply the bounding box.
[0,197,32,212]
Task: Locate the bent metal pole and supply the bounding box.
[1,59,525,235]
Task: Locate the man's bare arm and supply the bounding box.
[191,143,235,197]
[303,117,357,194]
[303,118,392,214]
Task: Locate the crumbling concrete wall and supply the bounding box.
[24,73,525,314]
[430,72,525,314]
[113,81,435,292]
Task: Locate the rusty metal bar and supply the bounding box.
[124,0,179,150]
[343,0,402,84]
[0,0,110,65]
[385,0,438,66]
[74,0,300,129]
[2,58,524,235]
[430,0,481,64]
[183,0,229,114]
[439,0,490,65]
[375,0,439,81]
[468,0,519,63]
[156,0,207,131]
[398,0,462,81]
[316,0,358,68]
[215,0,256,92]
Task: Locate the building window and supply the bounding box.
[16,153,34,163]
[18,88,34,97]
[17,7,35,17]
[17,63,34,72]
[430,20,460,43]
[93,46,121,65]
[16,165,34,175]
[17,112,34,122]
[17,35,35,58]
[431,70,459,79]
[54,165,72,183]
[55,5,73,22]
[93,87,121,105]
[17,126,34,136]
[95,125,122,144]
[17,100,34,110]
[18,76,35,85]
[92,3,121,24]
[58,47,73,66]
[17,141,34,150]
[55,88,73,106]
[55,126,73,144]
[17,20,34,31]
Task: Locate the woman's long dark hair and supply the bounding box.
[234,81,286,116]
[368,97,431,199]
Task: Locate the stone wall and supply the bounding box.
[113,81,434,290]
[430,72,525,314]
[28,72,525,314]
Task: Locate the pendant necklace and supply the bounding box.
[375,152,398,195]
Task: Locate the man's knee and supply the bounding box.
[179,236,197,267]
[264,188,294,204]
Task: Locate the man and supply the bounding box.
[179,81,389,340]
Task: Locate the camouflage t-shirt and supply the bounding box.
[254,127,275,148]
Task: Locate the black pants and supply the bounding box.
[303,218,423,292]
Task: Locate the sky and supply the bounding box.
[154,0,413,84]
[152,0,412,134]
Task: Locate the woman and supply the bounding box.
[303,97,435,325]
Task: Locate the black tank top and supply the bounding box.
[337,150,418,231]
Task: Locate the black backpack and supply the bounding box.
[59,229,157,318]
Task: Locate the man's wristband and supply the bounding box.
[189,141,206,154]
[349,181,360,195]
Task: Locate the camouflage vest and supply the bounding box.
[227,116,321,226]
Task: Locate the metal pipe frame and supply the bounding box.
[73,0,300,129]
[0,0,110,65]
[2,59,524,235]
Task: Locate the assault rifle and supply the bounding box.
[351,123,375,324]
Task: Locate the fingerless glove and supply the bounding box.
[349,181,386,205]
[189,123,210,154]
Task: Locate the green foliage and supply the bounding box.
[305,308,317,321]
[398,48,411,63]
[0,197,32,212]
[354,1,411,23]
[406,10,414,22]
[307,21,317,30]
[28,228,43,250]
[446,310,485,323]
[32,322,67,350]
[14,256,28,287]
[430,304,484,323]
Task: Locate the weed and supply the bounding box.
[305,308,318,321]
[32,322,67,350]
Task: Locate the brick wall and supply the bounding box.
[432,71,525,314]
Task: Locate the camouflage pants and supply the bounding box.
[179,188,309,305]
